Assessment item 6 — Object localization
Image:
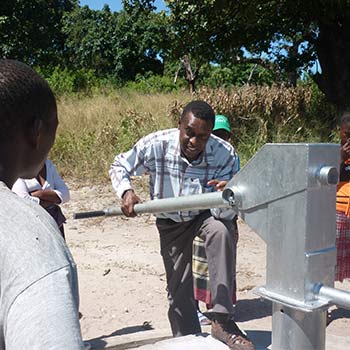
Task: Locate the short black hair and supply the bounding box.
[340,113,350,127]
[181,100,215,127]
[0,59,56,142]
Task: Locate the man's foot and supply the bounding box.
[211,319,255,350]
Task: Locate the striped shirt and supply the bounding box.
[110,128,239,222]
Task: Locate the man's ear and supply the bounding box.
[27,117,43,149]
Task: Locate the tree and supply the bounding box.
[174,55,199,93]
[63,0,169,81]
[62,5,119,75]
[165,0,350,112]
[115,0,169,80]
[0,0,78,66]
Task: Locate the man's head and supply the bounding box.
[178,101,215,162]
[339,113,350,145]
[212,114,231,142]
[0,59,58,185]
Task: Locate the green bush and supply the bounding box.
[198,63,277,89]
[36,66,102,95]
[124,74,186,93]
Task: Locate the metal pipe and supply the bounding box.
[316,284,350,310]
[74,191,235,219]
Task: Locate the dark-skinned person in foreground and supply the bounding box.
[109,101,255,350]
[0,59,84,350]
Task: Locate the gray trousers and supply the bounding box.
[156,210,236,336]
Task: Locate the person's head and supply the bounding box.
[212,114,231,142]
[0,59,58,186]
[178,100,215,161]
[339,113,350,145]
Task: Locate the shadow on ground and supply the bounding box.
[88,299,273,349]
[328,307,350,325]
[89,329,272,350]
[247,330,271,350]
[88,322,154,348]
[234,297,272,322]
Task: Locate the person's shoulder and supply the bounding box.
[209,134,235,153]
[141,128,178,145]
[0,184,71,265]
[0,185,75,325]
[46,158,55,168]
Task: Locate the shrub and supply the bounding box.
[50,85,338,182]
[124,74,186,93]
[37,66,103,95]
[170,85,338,165]
[198,63,278,89]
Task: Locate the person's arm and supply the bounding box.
[11,179,40,205]
[5,266,84,350]
[12,175,60,207]
[109,136,150,216]
[46,159,70,204]
[208,148,240,219]
[209,148,240,187]
[30,189,61,208]
[341,141,350,163]
[339,141,350,181]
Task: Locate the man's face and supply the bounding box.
[178,112,213,162]
[340,125,350,146]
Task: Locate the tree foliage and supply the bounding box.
[62,0,169,81]
[2,0,350,113]
[0,0,78,66]
[165,0,350,111]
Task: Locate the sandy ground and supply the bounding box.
[62,181,350,348]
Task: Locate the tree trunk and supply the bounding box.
[313,20,350,113]
[188,77,197,94]
[181,56,199,94]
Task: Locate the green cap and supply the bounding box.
[213,114,231,133]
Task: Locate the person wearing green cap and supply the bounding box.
[193,114,240,325]
[212,114,232,140]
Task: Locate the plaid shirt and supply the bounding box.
[110,128,239,222]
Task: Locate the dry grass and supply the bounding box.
[51,91,188,181]
[51,86,337,182]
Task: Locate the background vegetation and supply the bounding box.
[1,0,347,181]
[52,83,337,181]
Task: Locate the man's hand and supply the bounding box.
[207,179,228,192]
[31,189,58,207]
[341,141,350,162]
[121,190,140,217]
[39,199,54,208]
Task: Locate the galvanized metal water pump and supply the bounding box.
[74,143,350,350]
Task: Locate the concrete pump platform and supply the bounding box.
[87,325,350,350]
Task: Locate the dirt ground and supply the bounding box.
[62,181,350,348]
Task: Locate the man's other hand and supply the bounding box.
[207,179,228,192]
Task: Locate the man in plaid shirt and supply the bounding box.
[109,101,255,350]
